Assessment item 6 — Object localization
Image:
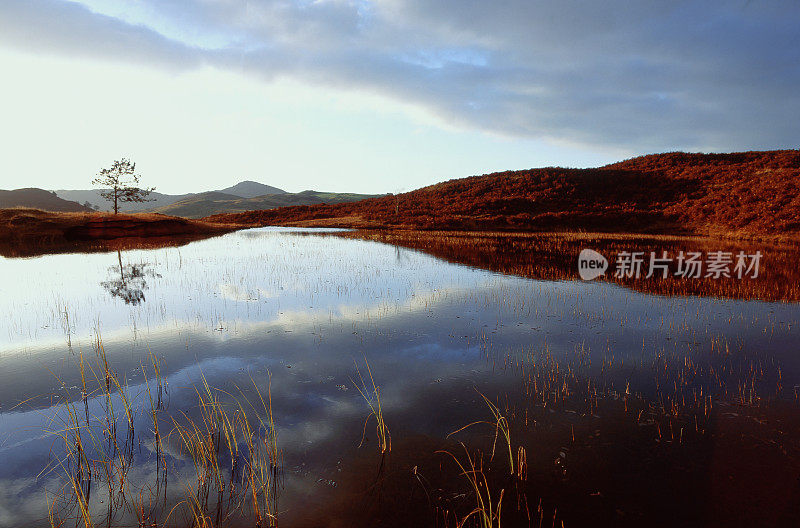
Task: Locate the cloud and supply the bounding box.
[1,0,798,152]
[0,0,205,70]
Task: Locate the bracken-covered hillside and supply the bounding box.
[204,150,800,237]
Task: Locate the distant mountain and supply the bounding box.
[55,189,188,212]
[218,181,286,198]
[153,190,379,218]
[55,180,288,212]
[0,188,93,212]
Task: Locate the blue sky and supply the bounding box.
[0,0,797,194]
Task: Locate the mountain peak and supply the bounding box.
[218,181,286,198]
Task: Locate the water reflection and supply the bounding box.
[341,230,800,302]
[100,250,161,305]
[0,228,798,527]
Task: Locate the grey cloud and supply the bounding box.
[1,0,798,152]
[0,0,204,70]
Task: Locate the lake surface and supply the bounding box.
[1,227,799,527]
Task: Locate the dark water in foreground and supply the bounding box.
[1,227,799,527]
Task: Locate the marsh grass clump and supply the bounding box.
[449,391,521,479]
[438,392,531,528]
[42,338,281,528]
[352,357,391,454]
[440,445,505,528]
[169,374,281,527]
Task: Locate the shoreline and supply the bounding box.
[0,208,238,257]
[3,207,799,260]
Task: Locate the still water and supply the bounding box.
[1,228,798,527]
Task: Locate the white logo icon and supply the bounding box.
[578,249,608,280]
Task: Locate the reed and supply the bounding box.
[168,373,281,527]
[438,444,504,528]
[42,339,281,528]
[352,357,391,454]
[449,390,521,479]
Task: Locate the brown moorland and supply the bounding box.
[0,208,236,257]
[204,150,800,238]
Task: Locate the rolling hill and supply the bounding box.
[152,190,380,218]
[204,150,800,238]
[0,188,93,212]
[55,183,373,217]
[55,182,289,213]
[54,189,186,212]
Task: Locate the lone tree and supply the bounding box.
[92,158,155,214]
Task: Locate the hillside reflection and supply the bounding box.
[338,230,800,302]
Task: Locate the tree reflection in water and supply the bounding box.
[101,250,161,305]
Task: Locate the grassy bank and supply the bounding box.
[0,208,237,257]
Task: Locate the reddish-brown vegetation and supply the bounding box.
[205,150,800,238]
[335,230,800,302]
[0,208,236,257]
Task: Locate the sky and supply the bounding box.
[0,0,798,195]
